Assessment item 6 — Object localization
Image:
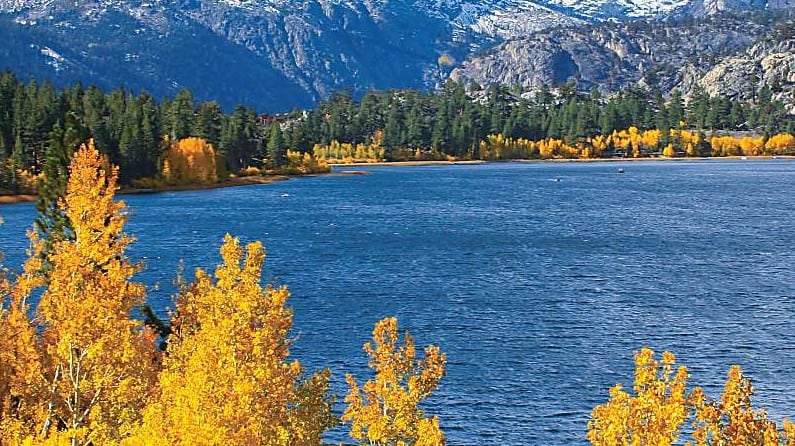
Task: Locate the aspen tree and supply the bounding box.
[129,234,335,445]
[343,317,446,446]
[18,140,159,445]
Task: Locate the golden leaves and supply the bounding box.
[765,133,795,154]
[129,234,334,445]
[1,138,449,446]
[0,140,158,445]
[588,347,690,446]
[343,317,446,446]
[161,137,218,184]
[589,348,795,446]
[313,140,385,163]
[689,365,782,446]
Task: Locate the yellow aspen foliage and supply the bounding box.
[478,141,489,160]
[538,140,555,159]
[640,129,662,151]
[312,139,384,163]
[0,231,47,441]
[161,159,172,182]
[343,317,446,446]
[765,133,795,155]
[783,420,795,446]
[710,136,742,157]
[588,347,691,446]
[739,136,766,156]
[284,150,331,174]
[589,135,608,158]
[161,137,218,184]
[670,129,704,157]
[689,365,781,446]
[128,234,335,446]
[487,134,505,160]
[16,140,159,445]
[0,290,45,441]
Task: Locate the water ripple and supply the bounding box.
[1,161,795,444]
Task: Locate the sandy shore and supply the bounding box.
[0,194,37,204]
[330,160,486,167]
[333,156,794,168]
[0,175,293,205]
[119,175,291,195]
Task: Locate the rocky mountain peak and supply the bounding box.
[0,0,793,111]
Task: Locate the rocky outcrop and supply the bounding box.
[450,13,793,107]
[0,0,717,111]
[684,0,795,16]
[0,0,792,111]
[697,30,795,112]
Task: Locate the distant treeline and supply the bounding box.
[305,82,792,160]
[0,71,269,191]
[0,70,793,191]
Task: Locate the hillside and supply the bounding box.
[0,0,719,110]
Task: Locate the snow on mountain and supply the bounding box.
[545,0,689,19]
[0,0,791,111]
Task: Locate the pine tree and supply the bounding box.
[34,115,88,259]
[170,89,195,141]
[267,122,287,168]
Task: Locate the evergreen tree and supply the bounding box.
[35,115,88,260]
[668,90,685,127]
[170,89,195,141]
[403,97,426,150]
[431,102,449,152]
[267,122,286,168]
[193,101,223,147]
[383,99,404,150]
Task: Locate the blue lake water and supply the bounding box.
[1,160,795,444]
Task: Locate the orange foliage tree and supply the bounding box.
[343,317,446,446]
[588,348,691,446]
[765,133,795,155]
[589,348,795,446]
[1,139,456,446]
[127,234,335,445]
[0,228,45,442]
[161,136,218,184]
[2,140,160,446]
[690,365,787,446]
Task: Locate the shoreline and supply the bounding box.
[0,155,790,205]
[119,174,291,195]
[331,155,794,168]
[329,160,487,167]
[0,175,293,205]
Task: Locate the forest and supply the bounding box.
[0,70,793,195]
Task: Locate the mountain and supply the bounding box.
[0,0,690,111]
[682,0,795,16]
[450,10,795,110]
[696,25,795,113]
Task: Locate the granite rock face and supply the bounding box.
[450,12,795,110]
[697,32,795,112]
[0,0,709,110]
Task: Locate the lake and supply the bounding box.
[1,160,795,444]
